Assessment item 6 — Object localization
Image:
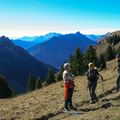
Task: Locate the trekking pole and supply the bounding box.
[74,86,81,98]
[101,78,105,97]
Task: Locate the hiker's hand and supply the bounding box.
[101,77,103,81]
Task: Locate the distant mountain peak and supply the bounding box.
[75,31,81,35]
[0,36,57,93]
[0,36,9,40]
[28,32,96,68]
[44,32,62,39]
[0,36,13,46]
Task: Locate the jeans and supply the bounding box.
[64,88,74,108]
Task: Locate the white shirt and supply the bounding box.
[63,70,74,82]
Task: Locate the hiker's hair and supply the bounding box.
[88,63,94,67]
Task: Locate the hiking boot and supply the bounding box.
[95,99,99,103]
[90,100,96,104]
[64,107,70,112]
[69,105,77,110]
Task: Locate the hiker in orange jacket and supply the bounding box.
[62,63,77,111]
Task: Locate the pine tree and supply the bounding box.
[105,45,114,61]
[27,73,36,92]
[0,75,14,98]
[35,77,42,89]
[69,54,74,67]
[46,69,55,85]
[69,54,75,73]
[107,34,120,45]
[55,63,64,82]
[84,46,98,66]
[71,48,85,76]
[99,54,106,70]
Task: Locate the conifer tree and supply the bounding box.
[27,73,36,92]
[46,69,55,85]
[105,45,114,61]
[84,46,98,66]
[55,63,64,81]
[75,48,84,75]
[0,75,14,98]
[70,48,85,75]
[35,76,42,89]
[99,54,106,70]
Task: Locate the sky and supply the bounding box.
[0,0,120,37]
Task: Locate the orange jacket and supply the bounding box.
[64,81,74,99]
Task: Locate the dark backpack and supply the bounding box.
[87,69,99,81]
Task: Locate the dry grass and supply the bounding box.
[96,31,120,56]
[0,59,120,120]
[96,41,109,56]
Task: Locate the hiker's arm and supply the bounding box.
[100,74,103,81]
[96,70,103,81]
[98,73,103,81]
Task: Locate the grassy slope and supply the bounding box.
[0,59,120,120]
[96,31,120,56]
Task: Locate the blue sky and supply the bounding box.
[0,0,120,37]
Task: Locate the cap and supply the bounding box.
[63,63,70,69]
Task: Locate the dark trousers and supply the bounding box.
[88,81,98,102]
[116,73,120,91]
[64,88,74,108]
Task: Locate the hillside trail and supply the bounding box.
[45,85,119,120]
[46,60,120,120]
[0,59,120,120]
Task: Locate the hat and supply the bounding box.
[63,63,70,69]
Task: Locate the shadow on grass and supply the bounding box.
[35,86,120,120]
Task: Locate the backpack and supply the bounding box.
[87,69,99,81]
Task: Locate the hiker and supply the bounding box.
[86,63,103,104]
[63,63,77,111]
[113,54,120,92]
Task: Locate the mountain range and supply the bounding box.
[85,34,104,41]
[0,36,57,93]
[28,32,96,68]
[13,33,62,49]
[12,40,36,49]
[0,30,119,93]
[13,32,103,50]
